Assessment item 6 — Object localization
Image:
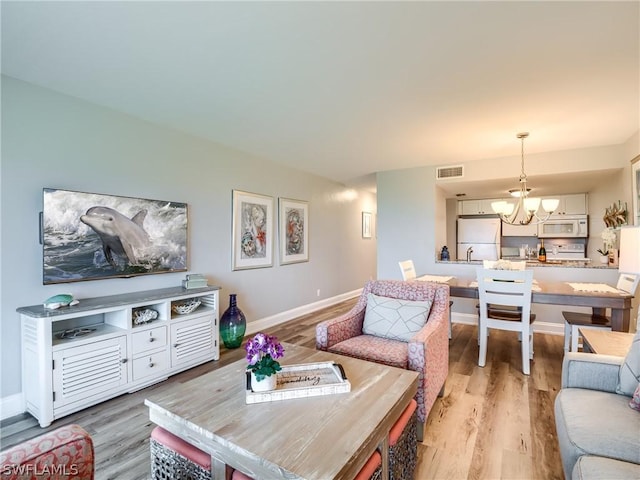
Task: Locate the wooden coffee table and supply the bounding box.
[579,328,634,356]
[145,342,418,479]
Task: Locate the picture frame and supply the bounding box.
[232,190,274,270]
[632,155,640,226]
[42,188,188,284]
[362,211,373,239]
[279,198,309,265]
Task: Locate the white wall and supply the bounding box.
[461,143,629,184]
[434,186,448,260]
[587,169,629,257]
[0,76,377,402]
[377,143,637,279]
[377,166,436,280]
[375,131,640,330]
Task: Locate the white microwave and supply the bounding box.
[537,215,588,238]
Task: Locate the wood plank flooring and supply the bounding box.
[1,298,564,479]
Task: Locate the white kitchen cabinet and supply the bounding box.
[501,209,539,237]
[545,193,587,216]
[19,285,219,427]
[458,198,503,215]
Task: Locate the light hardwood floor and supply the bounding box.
[1,298,564,479]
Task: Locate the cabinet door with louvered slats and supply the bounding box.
[170,315,214,368]
[52,336,128,409]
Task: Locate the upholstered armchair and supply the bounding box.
[0,424,94,479]
[316,279,450,435]
[554,331,640,479]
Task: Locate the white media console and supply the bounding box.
[18,285,219,427]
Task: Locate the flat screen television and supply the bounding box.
[42,188,188,284]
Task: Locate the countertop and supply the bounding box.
[436,259,617,269]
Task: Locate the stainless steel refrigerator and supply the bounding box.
[456,218,501,261]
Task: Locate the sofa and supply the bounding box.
[554,330,640,480]
[316,279,450,438]
[0,424,94,480]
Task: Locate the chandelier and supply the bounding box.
[491,132,559,225]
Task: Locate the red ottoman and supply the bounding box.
[389,399,418,480]
[354,450,382,480]
[150,426,212,480]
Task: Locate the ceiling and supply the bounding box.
[2,1,638,197]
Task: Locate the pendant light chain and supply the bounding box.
[518,132,528,185]
[491,132,559,225]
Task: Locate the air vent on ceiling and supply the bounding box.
[436,165,464,180]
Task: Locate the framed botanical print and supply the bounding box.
[362,211,373,239]
[632,155,640,226]
[279,198,309,265]
[232,190,274,270]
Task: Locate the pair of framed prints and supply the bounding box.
[232,190,308,271]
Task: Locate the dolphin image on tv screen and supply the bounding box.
[80,206,151,267]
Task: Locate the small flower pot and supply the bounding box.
[250,371,277,392]
[599,256,609,265]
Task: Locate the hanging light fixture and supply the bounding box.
[491,132,559,225]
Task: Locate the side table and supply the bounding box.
[579,328,634,357]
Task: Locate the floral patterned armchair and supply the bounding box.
[316,279,450,436]
[0,424,94,479]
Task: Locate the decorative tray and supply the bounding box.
[245,361,351,404]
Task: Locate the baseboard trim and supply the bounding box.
[3,292,566,422]
[0,393,24,422]
[245,289,362,336]
[2,291,362,421]
[452,312,565,336]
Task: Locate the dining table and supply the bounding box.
[418,274,634,332]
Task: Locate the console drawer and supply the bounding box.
[132,350,169,381]
[132,326,167,355]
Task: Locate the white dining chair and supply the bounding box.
[400,259,453,339]
[478,259,528,323]
[476,267,536,375]
[398,260,417,281]
[562,272,639,352]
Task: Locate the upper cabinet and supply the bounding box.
[458,198,503,216]
[459,193,588,237]
[501,210,538,237]
[543,193,588,216]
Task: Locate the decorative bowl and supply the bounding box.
[172,299,201,315]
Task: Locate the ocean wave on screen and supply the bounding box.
[43,189,188,280]
[44,190,187,240]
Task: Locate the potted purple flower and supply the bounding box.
[245,333,285,392]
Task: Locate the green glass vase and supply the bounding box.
[219,293,246,349]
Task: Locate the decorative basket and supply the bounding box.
[171,299,201,315]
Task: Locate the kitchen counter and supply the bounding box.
[425,259,623,332]
[436,260,617,269]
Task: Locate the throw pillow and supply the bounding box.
[630,384,640,412]
[616,329,640,396]
[362,293,432,342]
